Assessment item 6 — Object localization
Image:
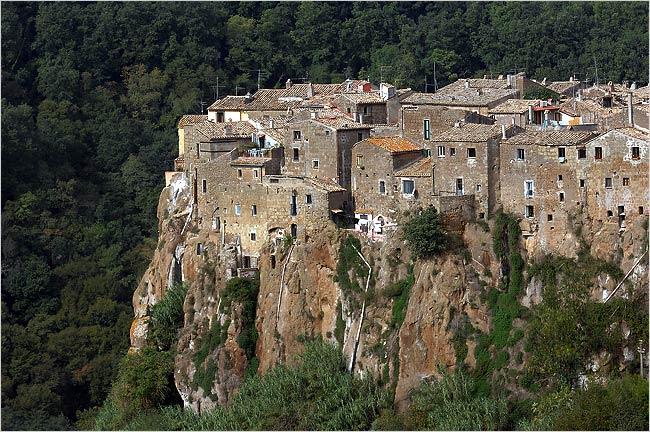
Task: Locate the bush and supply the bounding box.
[403,207,448,259]
[148,283,188,350]
[389,266,415,329]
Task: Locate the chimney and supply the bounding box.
[501,124,506,139]
[528,105,534,124]
[631,82,637,91]
[346,80,352,92]
[628,92,634,126]
[307,83,314,98]
[483,74,488,79]
[224,123,233,136]
[269,119,274,128]
[464,79,470,89]
[454,120,462,128]
[541,77,547,86]
[608,81,614,94]
[569,76,573,82]
[244,91,252,103]
[286,78,292,89]
[576,89,582,101]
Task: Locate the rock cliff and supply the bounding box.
[130,175,648,413]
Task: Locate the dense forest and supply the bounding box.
[1,1,648,430]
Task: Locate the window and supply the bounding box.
[559,192,565,202]
[476,184,482,192]
[325,130,330,136]
[306,194,312,204]
[293,130,302,140]
[525,180,534,198]
[639,207,644,215]
[525,205,534,218]
[423,119,431,140]
[357,132,363,142]
[605,177,612,188]
[558,175,563,181]
[607,210,613,217]
[254,169,259,178]
[270,178,279,184]
[238,169,243,178]
[196,243,203,255]
[402,179,415,195]
[623,177,630,186]
[379,180,386,194]
[393,184,398,192]
[202,179,207,193]
[578,148,586,159]
[270,255,276,269]
[580,179,586,188]
[250,232,257,241]
[437,146,446,157]
[478,212,485,219]
[467,148,477,158]
[347,107,351,113]
[363,106,368,114]
[450,148,456,156]
[558,147,566,159]
[595,147,603,160]
[312,160,319,169]
[290,195,297,216]
[356,154,363,168]
[251,205,257,216]
[632,146,640,160]
[517,148,525,160]
[293,148,299,161]
[235,204,241,216]
[547,214,553,221]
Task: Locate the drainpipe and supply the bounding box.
[528,105,534,124]
[348,242,372,373]
[501,124,506,139]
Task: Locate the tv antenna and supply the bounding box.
[210,76,227,101]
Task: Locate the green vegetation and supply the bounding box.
[384,266,415,329]
[403,207,448,259]
[109,339,389,430]
[2,1,648,428]
[149,283,188,351]
[523,87,561,101]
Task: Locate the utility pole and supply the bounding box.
[424,75,436,93]
[593,55,599,87]
[210,76,227,101]
[433,61,438,92]
[638,340,646,378]
[197,97,207,115]
[235,84,240,96]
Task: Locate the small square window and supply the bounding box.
[293,130,302,140]
[251,204,257,216]
[558,147,566,158]
[250,232,256,241]
[623,177,630,186]
[578,148,586,159]
[306,194,312,204]
[632,147,640,160]
[517,148,525,160]
[467,148,477,158]
[235,204,241,216]
[450,148,456,156]
[357,132,363,142]
[238,169,243,178]
[525,205,534,218]
[639,206,644,215]
[558,175,563,181]
[254,169,259,178]
[356,154,363,168]
[605,177,612,188]
[607,210,613,217]
[476,184,482,192]
[547,214,553,221]
[202,179,207,193]
[325,130,331,136]
[437,146,446,157]
[559,192,565,202]
[196,243,203,255]
[293,148,299,162]
[402,179,415,195]
[478,212,485,219]
[595,147,603,160]
[580,179,586,188]
[379,180,386,194]
[312,160,319,169]
[393,184,398,192]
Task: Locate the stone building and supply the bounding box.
[351,137,423,223]
[428,123,520,218]
[182,120,256,174]
[193,149,347,270]
[282,114,371,190]
[175,115,207,171]
[488,99,541,127]
[400,105,494,149]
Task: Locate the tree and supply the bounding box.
[403,206,448,259]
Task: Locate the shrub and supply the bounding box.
[148,283,187,350]
[390,266,415,329]
[403,207,448,259]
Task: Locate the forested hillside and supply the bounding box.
[1,2,648,429]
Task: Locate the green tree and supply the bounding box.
[403,206,448,259]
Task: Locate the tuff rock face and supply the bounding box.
[129,178,648,413]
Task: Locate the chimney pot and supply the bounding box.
[286,79,292,89]
[501,124,506,139]
[464,79,470,89]
[628,92,634,126]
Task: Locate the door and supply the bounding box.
[456,178,463,196]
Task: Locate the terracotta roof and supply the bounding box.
[208,96,248,111]
[612,127,649,141]
[439,78,510,91]
[394,157,434,177]
[230,156,272,166]
[341,91,385,104]
[633,85,650,99]
[177,115,208,128]
[489,99,541,114]
[403,88,518,107]
[559,98,607,117]
[545,81,580,95]
[314,115,371,130]
[305,177,346,192]
[356,136,421,154]
[193,121,255,140]
[430,123,513,142]
[503,130,596,146]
